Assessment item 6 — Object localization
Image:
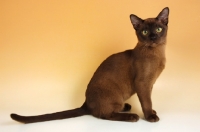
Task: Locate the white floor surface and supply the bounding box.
[1,80,200,132]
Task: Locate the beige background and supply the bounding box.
[1,0,200,132]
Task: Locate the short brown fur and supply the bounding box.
[11,7,169,123]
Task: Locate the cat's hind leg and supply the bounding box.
[90,102,139,122]
[122,103,132,112]
[105,103,138,122]
[105,112,139,122]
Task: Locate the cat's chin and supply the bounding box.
[150,43,157,47]
[141,41,162,48]
[149,42,164,48]
[145,43,158,48]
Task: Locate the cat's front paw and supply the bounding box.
[152,110,157,114]
[146,114,159,122]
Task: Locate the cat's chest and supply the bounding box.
[134,47,165,73]
[134,55,165,81]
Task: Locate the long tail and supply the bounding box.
[10,102,90,124]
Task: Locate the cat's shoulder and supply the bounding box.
[109,49,132,59]
[100,49,133,66]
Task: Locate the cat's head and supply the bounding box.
[130,7,169,47]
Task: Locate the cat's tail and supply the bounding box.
[10,102,90,124]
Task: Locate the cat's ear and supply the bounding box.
[156,7,169,25]
[130,14,143,30]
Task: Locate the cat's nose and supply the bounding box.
[149,34,157,41]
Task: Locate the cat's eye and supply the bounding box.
[142,30,148,35]
[156,27,162,33]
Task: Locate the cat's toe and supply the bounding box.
[146,114,159,122]
[152,110,157,114]
[129,114,139,122]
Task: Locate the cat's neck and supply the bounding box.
[133,42,166,58]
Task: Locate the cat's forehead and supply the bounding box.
[144,18,156,22]
[143,18,163,27]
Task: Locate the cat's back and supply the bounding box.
[86,49,134,103]
[87,49,133,87]
[93,49,132,75]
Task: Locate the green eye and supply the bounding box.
[156,27,162,33]
[142,30,148,35]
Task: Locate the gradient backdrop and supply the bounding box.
[1,0,200,131]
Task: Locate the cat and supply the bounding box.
[11,7,169,123]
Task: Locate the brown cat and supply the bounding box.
[11,7,169,123]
